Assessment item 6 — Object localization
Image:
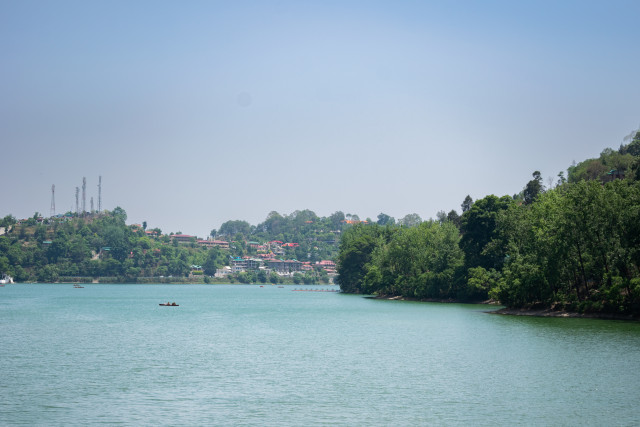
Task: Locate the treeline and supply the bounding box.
[0,208,227,283]
[336,131,640,315]
[213,209,346,262]
[0,207,350,283]
[213,209,428,262]
[0,204,419,284]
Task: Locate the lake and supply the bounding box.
[1,284,639,426]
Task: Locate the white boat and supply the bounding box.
[0,274,14,284]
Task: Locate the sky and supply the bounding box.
[2,0,639,237]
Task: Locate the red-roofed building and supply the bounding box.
[231,257,263,272]
[316,260,337,274]
[197,239,230,250]
[170,234,196,244]
[266,259,303,275]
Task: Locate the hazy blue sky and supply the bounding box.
[2,0,639,237]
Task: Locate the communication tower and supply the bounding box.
[75,187,79,215]
[98,175,102,213]
[50,184,56,217]
[90,197,94,213]
[82,177,87,215]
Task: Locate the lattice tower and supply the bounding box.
[82,177,86,215]
[98,175,102,212]
[50,184,55,217]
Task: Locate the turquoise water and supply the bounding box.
[1,284,639,426]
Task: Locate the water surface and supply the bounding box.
[1,284,639,425]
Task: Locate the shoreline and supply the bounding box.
[12,281,334,286]
[368,294,494,304]
[489,307,639,321]
[371,294,639,321]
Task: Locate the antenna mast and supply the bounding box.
[75,187,79,216]
[82,177,86,216]
[98,175,102,213]
[50,184,56,217]
[90,197,94,213]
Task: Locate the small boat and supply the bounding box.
[159,303,179,306]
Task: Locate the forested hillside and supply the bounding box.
[213,209,346,262]
[336,131,640,315]
[0,208,227,283]
[0,206,413,284]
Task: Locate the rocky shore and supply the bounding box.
[370,295,639,321]
[489,307,639,321]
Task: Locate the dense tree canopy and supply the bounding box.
[459,194,512,271]
[336,135,640,315]
[336,221,465,299]
[0,208,209,282]
[492,179,640,313]
[334,224,388,294]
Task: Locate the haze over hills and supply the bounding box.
[2,2,639,238]
[1,133,638,303]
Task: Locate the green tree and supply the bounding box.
[202,248,221,276]
[620,131,640,156]
[376,213,395,226]
[257,269,267,283]
[33,225,47,243]
[101,258,122,276]
[461,195,473,213]
[336,224,390,294]
[329,211,345,229]
[398,213,422,227]
[111,207,127,223]
[0,256,10,275]
[37,264,60,282]
[363,221,464,299]
[523,171,544,205]
[446,210,461,228]
[492,180,640,314]
[103,226,128,261]
[219,220,252,238]
[48,231,70,262]
[460,194,513,271]
[464,267,501,301]
[0,215,16,228]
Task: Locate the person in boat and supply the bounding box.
[166,302,171,306]
[171,302,177,306]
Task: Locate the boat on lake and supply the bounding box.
[0,274,14,284]
[159,302,179,306]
